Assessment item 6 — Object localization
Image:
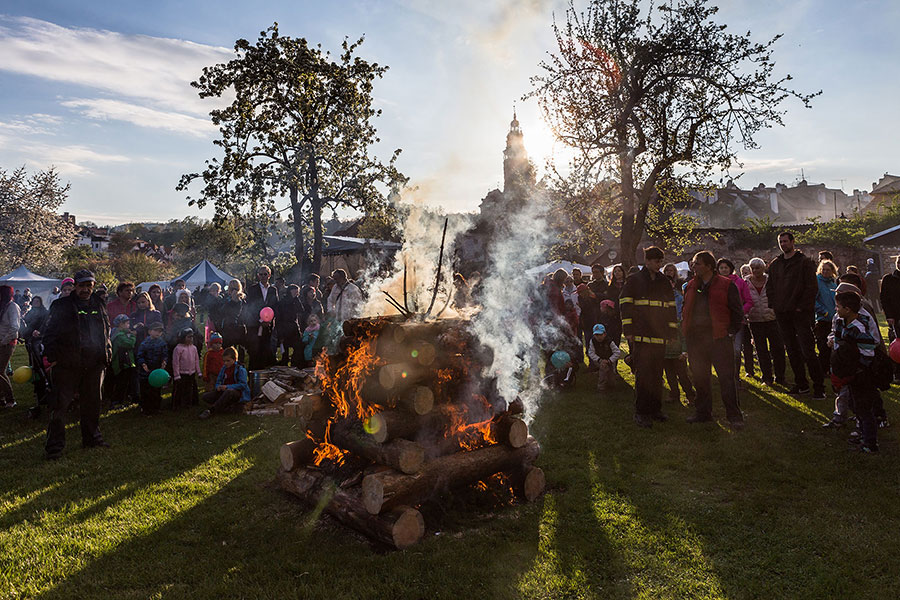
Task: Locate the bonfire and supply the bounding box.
[275,220,544,549]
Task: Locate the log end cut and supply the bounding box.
[362,472,385,515]
[522,466,545,502]
[280,438,318,472]
[397,441,425,475]
[506,418,528,449]
[389,507,425,549]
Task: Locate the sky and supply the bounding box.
[0,0,898,226]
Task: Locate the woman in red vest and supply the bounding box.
[682,251,745,429]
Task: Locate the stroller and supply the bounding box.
[25,339,54,420]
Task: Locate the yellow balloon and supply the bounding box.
[12,365,32,384]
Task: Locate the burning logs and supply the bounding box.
[360,436,541,515]
[279,438,318,471]
[330,419,425,474]
[276,468,425,549]
[275,316,545,549]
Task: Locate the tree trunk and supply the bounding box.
[312,196,323,277]
[275,468,425,549]
[289,185,308,275]
[619,150,641,268]
[361,436,540,514]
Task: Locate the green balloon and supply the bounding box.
[148,369,170,388]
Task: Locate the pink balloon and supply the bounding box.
[890,339,900,364]
[259,306,275,322]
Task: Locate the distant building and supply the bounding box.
[131,240,176,263]
[863,173,900,212]
[75,224,111,253]
[457,110,537,272]
[685,179,870,228]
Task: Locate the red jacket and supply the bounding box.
[682,275,738,340]
[107,298,137,322]
[203,347,224,382]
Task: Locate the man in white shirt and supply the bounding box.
[327,269,362,323]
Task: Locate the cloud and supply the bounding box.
[0,113,62,135]
[0,16,232,115]
[61,98,215,137]
[0,127,130,175]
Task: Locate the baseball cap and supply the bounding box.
[73,269,95,284]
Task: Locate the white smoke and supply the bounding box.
[470,188,554,424]
[359,186,559,426]
[359,194,473,318]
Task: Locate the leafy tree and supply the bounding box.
[546,170,621,261]
[56,246,96,277]
[529,0,818,266]
[113,253,175,285]
[108,231,137,257]
[175,218,245,269]
[0,166,75,272]
[178,24,406,276]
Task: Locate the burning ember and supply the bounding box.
[311,424,347,467]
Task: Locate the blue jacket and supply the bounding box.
[215,363,251,403]
[302,327,320,361]
[137,336,168,377]
[815,274,837,322]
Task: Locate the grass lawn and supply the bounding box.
[2,343,899,600]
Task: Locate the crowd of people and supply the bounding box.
[0,234,895,459]
[539,231,893,454]
[0,265,364,460]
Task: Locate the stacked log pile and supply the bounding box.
[275,316,544,549]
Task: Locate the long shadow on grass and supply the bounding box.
[33,445,544,600]
[516,375,636,598]
[0,406,259,535]
[580,379,900,599]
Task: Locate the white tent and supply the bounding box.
[138,260,237,292]
[0,266,62,303]
[525,260,593,278]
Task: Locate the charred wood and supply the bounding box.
[360,436,541,515]
[276,468,425,549]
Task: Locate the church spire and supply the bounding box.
[503,104,532,196]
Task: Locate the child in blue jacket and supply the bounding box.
[198,346,250,419]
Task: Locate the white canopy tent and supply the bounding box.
[138,260,238,292]
[0,266,62,304]
[525,260,593,278]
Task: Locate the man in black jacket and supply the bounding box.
[619,247,678,428]
[246,264,279,369]
[879,256,900,380]
[275,284,303,366]
[766,231,825,399]
[43,269,112,459]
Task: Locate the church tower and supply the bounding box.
[502,109,535,197]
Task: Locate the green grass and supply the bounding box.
[2,344,899,600]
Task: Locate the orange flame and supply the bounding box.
[312,420,347,467]
[474,473,517,505]
[441,394,499,452]
[316,337,384,421]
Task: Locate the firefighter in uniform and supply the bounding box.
[619,247,678,428]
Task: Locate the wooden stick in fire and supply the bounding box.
[425,218,448,317]
[403,257,409,313]
[382,291,411,316]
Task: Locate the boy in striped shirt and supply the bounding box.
[833,291,878,452]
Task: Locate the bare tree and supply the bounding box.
[530,0,818,266]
